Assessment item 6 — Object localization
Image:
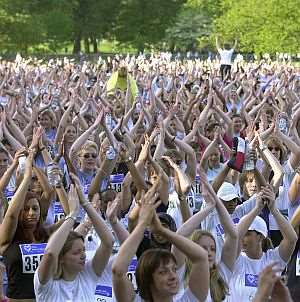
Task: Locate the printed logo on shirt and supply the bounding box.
[244,273,258,287]
[19,243,46,274]
[216,217,240,237]
[95,285,113,302]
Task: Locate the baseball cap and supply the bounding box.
[248,216,268,238]
[217,182,239,201]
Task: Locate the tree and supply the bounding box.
[115,0,186,51]
[214,0,300,53]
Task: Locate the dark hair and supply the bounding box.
[14,192,48,243]
[136,249,177,302]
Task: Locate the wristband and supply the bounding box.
[81,201,90,208]
[172,136,176,142]
[40,146,46,151]
[65,213,77,223]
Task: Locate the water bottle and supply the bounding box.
[105,113,112,130]
[243,142,255,171]
[47,162,61,186]
[106,145,116,160]
[18,156,27,174]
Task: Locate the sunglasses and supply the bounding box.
[268,147,280,152]
[83,153,97,159]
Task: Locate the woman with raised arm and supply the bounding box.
[0,149,49,302]
[112,181,209,302]
[173,171,238,302]
[34,184,113,302]
[229,185,297,302]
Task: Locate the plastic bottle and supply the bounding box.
[105,113,112,130]
[243,142,255,171]
[18,156,27,174]
[46,162,61,186]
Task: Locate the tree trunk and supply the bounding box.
[73,36,81,54]
[84,38,90,53]
[91,37,98,53]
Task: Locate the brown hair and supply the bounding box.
[14,192,48,243]
[185,230,229,302]
[136,249,177,302]
[239,171,256,200]
[54,231,84,279]
[265,136,286,164]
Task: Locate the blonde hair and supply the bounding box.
[40,109,57,127]
[78,141,98,157]
[185,230,229,302]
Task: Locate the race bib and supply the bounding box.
[296,250,300,276]
[94,285,113,302]
[127,258,138,291]
[19,243,46,274]
[186,175,202,211]
[54,202,65,222]
[109,174,124,193]
[244,273,258,287]
[4,189,14,202]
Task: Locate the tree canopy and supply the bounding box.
[0,0,299,54]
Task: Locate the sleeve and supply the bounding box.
[266,247,287,269]
[34,268,53,297]
[235,194,256,218]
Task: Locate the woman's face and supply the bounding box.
[80,147,98,171]
[267,143,281,161]
[232,117,243,133]
[198,235,216,269]
[241,231,261,254]
[0,151,9,177]
[61,238,86,273]
[244,174,257,197]
[30,175,42,195]
[208,148,221,168]
[64,125,77,143]
[20,198,41,229]
[39,113,52,129]
[114,102,124,117]
[169,120,177,136]
[151,259,179,297]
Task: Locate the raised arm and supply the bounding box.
[37,185,80,284]
[0,150,33,254]
[112,182,160,302]
[152,212,209,301]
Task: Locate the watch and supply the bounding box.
[124,156,132,163]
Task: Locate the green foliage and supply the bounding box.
[114,0,186,51]
[214,0,300,53]
[165,0,222,51]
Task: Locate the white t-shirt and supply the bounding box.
[201,195,257,261]
[134,287,198,302]
[218,49,234,65]
[34,260,99,302]
[228,248,286,302]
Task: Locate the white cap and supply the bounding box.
[248,216,268,238]
[217,182,239,201]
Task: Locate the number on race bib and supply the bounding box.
[19,243,46,274]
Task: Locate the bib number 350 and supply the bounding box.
[19,243,46,274]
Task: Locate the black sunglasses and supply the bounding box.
[268,147,280,152]
[83,153,97,159]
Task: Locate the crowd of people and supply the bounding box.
[0,43,300,302]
